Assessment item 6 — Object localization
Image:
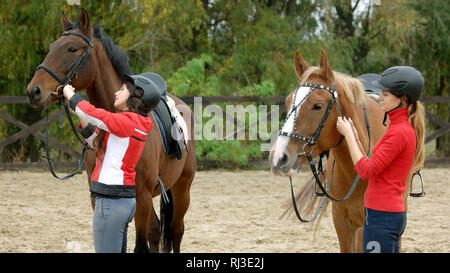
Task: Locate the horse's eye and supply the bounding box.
[68,47,77,53]
[313,104,322,111]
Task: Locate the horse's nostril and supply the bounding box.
[31,86,41,100]
[279,153,289,168]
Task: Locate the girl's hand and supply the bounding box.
[336,116,353,137]
[63,84,75,100]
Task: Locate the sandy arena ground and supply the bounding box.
[0,168,448,253]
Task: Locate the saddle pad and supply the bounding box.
[166,97,189,146]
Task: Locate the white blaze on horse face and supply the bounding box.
[272,86,311,167]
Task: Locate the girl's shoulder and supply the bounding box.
[120,112,153,132]
[390,121,415,135]
[386,122,415,145]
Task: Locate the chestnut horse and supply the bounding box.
[270,49,416,252]
[26,9,196,253]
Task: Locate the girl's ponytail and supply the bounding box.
[408,100,425,172]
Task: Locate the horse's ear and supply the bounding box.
[294,50,309,79]
[79,8,91,32]
[60,10,72,31]
[318,49,333,80]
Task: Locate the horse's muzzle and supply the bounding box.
[26,84,54,110]
[269,151,294,176]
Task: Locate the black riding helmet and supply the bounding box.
[121,73,163,111]
[140,72,167,97]
[371,66,424,102]
[357,73,382,95]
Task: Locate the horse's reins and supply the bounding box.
[35,30,94,180]
[280,82,372,222]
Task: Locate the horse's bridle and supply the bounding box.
[279,82,344,148]
[279,82,371,222]
[35,30,94,180]
[36,30,94,92]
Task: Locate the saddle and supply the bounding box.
[152,97,185,160]
[140,72,185,160]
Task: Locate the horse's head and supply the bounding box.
[270,49,349,176]
[26,9,95,110]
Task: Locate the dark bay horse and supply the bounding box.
[26,9,196,253]
[270,49,419,252]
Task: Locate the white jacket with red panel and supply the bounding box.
[69,94,153,198]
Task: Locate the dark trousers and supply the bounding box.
[362,208,407,253]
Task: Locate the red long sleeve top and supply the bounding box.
[69,94,153,198]
[354,107,416,212]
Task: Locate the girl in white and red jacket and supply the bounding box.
[63,73,162,253]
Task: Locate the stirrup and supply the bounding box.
[410,169,425,197]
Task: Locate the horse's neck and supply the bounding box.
[85,42,121,111]
[332,99,371,167]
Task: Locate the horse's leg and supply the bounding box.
[147,202,161,252]
[332,204,359,253]
[169,163,195,253]
[356,227,363,252]
[134,186,153,253]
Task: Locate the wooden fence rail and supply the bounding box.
[0,95,448,170]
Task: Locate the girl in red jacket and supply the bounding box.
[63,73,162,253]
[336,66,425,253]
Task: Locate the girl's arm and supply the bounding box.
[339,116,407,180]
[64,85,98,149]
[78,115,89,129]
[66,91,90,130]
[63,84,134,137]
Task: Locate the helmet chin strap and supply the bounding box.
[382,100,403,126]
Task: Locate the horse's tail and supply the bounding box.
[160,189,173,253]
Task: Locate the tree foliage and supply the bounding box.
[0,0,448,165]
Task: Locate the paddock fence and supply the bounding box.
[0,95,448,170]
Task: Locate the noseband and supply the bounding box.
[36,30,94,92]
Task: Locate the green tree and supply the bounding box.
[1,0,447,166]
[0,1,142,162]
[407,0,449,156]
[0,1,63,162]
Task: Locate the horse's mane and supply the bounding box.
[67,22,133,76]
[300,67,365,105]
[93,25,133,76]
